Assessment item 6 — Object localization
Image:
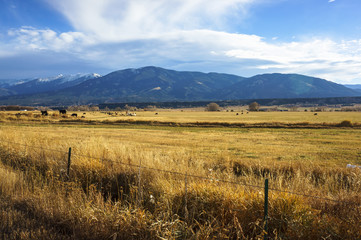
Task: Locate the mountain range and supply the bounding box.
[0,73,101,96]
[0,66,359,106]
[344,84,361,94]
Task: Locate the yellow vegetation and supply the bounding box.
[0,111,360,239]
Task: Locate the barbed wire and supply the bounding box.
[267,187,357,205]
[0,138,360,206]
[67,149,361,205]
[2,139,68,154]
[69,150,266,190]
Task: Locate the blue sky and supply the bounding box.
[0,0,361,84]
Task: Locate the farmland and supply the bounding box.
[3,109,361,124]
[0,110,360,239]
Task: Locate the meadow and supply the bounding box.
[11,109,361,123]
[0,110,360,239]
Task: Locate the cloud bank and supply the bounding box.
[1,0,361,84]
[45,0,254,40]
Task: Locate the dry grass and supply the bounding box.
[0,111,361,239]
[2,110,361,125]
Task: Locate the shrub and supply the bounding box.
[205,103,220,111]
[338,120,353,127]
[249,102,260,111]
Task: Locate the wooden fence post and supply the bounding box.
[184,172,189,221]
[264,178,269,240]
[138,159,142,207]
[67,147,72,179]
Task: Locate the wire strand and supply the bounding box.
[0,139,360,206]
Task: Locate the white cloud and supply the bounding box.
[328,0,335,3]
[2,0,361,84]
[6,26,90,52]
[44,0,255,41]
[3,25,361,83]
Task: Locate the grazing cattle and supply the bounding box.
[155,113,158,115]
[41,110,48,116]
[71,113,78,117]
[236,113,239,115]
[59,109,67,114]
[83,113,86,115]
[81,116,85,118]
[127,112,136,116]
[314,113,318,116]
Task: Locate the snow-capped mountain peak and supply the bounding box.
[36,73,101,83]
[6,73,101,95]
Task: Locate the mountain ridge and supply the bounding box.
[0,73,100,96]
[0,66,359,106]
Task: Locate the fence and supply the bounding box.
[0,139,360,239]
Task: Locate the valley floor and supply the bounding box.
[0,111,360,239]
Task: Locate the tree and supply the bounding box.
[249,102,260,111]
[206,102,220,111]
[144,105,157,111]
[90,106,100,111]
[290,106,298,112]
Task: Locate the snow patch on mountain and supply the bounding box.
[14,81,26,86]
[37,73,101,83]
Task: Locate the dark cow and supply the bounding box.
[71,113,78,117]
[41,110,48,116]
[314,113,318,116]
[59,109,67,114]
[155,113,158,115]
[236,113,239,115]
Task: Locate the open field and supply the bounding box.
[0,111,361,239]
[3,109,361,123]
[96,111,361,125]
[1,110,361,129]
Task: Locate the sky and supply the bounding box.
[0,0,361,84]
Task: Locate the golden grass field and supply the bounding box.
[0,110,360,239]
[3,109,361,124]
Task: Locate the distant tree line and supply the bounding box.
[3,96,361,111]
[97,96,361,110]
[67,105,99,111]
[0,105,34,111]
